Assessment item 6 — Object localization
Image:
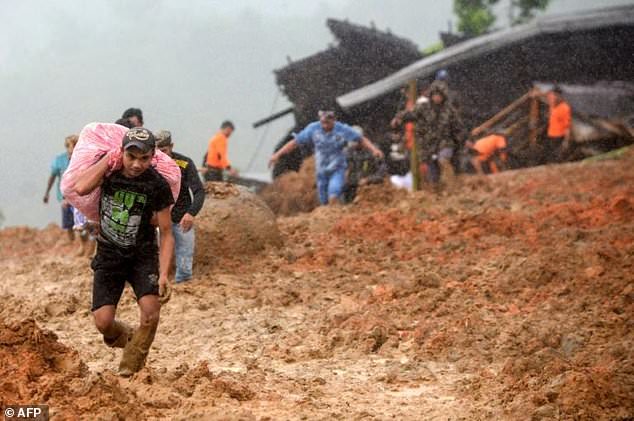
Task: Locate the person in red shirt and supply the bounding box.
[466,132,508,174]
[544,86,571,163]
[204,120,238,182]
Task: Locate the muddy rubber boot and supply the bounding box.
[118,320,158,377]
[439,159,457,190]
[103,320,133,349]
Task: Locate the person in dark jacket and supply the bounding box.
[155,130,205,283]
[392,80,464,189]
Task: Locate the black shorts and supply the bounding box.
[61,205,74,230]
[90,242,159,311]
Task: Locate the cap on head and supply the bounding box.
[318,110,335,121]
[122,127,155,153]
[154,129,172,147]
[435,69,449,81]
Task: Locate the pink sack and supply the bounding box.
[61,122,181,221]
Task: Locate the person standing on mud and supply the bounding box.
[269,110,383,205]
[540,86,571,163]
[392,80,464,190]
[72,127,175,377]
[205,120,238,182]
[155,129,205,283]
[43,134,81,245]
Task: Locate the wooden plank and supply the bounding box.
[471,92,530,137]
[407,80,421,191]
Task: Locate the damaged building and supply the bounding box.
[257,18,422,177]
[263,5,634,177]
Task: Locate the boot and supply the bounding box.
[118,320,158,377]
[439,159,457,190]
[103,320,133,348]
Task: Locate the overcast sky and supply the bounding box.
[1,0,632,228]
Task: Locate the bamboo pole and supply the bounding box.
[407,80,421,191]
[471,92,530,137]
[505,115,530,137]
[529,95,539,146]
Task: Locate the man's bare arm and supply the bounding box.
[269,139,298,168]
[156,207,175,287]
[74,154,109,196]
[43,175,56,203]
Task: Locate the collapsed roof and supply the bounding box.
[268,18,422,176]
[337,5,634,130]
[274,18,422,128]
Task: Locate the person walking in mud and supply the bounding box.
[72,127,175,377]
[155,129,205,283]
[392,80,464,191]
[269,110,383,205]
[43,134,84,248]
[204,120,238,182]
[537,86,572,164]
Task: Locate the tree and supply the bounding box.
[509,0,550,25]
[453,0,550,36]
[454,0,500,37]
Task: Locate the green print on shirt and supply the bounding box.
[107,190,146,234]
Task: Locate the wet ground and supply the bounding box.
[1,149,633,420]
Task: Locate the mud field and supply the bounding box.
[1,150,633,420]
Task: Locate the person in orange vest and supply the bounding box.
[465,131,508,175]
[543,86,572,163]
[204,120,238,181]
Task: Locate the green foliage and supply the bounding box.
[453,0,551,36]
[422,41,444,56]
[511,0,550,25]
[453,0,500,36]
[0,209,4,228]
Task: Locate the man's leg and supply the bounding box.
[61,205,75,243]
[426,160,440,185]
[173,223,194,283]
[471,156,485,175]
[119,295,160,377]
[438,148,456,187]
[94,305,132,348]
[119,253,161,376]
[316,173,329,205]
[92,245,129,347]
[327,168,346,205]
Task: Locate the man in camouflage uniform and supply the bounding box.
[392,80,464,188]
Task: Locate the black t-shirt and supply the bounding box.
[170,151,205,224]
[98,167,174,251]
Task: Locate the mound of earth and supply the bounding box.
[0,318,146,419]
[195,182,282,265]
[0,147,632,419]
[260,157,319,215]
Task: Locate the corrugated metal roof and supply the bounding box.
[337,5,634,110]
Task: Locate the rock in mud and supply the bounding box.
[195,183,283,264]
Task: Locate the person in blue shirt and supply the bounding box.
[43,134,79,243]
[269,111,383,205]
